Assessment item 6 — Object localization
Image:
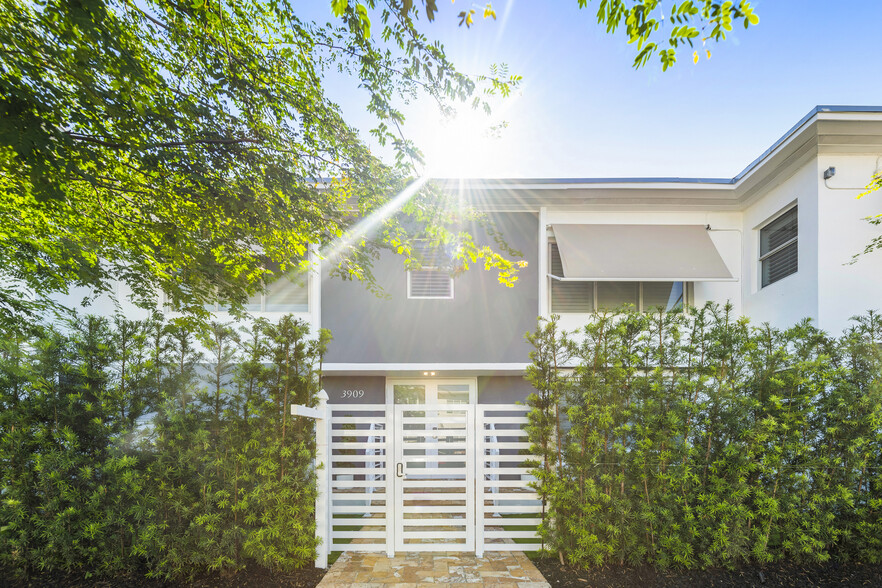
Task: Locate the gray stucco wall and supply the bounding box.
[321,375,537,405]
[322,212,539,364]
[322,376,386,405]
[477,376,535,404]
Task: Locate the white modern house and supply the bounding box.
[63,105,882,561]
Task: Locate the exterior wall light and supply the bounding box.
[823,166,836,179]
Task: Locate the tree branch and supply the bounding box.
[65,132,264,149]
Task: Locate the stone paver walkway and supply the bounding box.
[318,551,550,587]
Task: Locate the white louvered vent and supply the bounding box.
[408,270,453,299]
[408,241,454,299]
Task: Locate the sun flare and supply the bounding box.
[417,100,517,179]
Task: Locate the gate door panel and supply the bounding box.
[393,404,474,552]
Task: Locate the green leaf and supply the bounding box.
[331,0,348,17]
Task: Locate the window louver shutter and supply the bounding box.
[761,207,798,287]
[762,242,798,287]
[761,208,798,254]
[550,243,594,313]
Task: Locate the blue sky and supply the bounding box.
[314,1,882,179]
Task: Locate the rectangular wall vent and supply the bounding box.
[408,270,453,299]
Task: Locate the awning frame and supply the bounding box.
[549,223,736,282]
[547,273,737,282]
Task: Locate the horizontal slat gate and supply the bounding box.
[327,402,541,555]
[477,405,543,554]
[329,405,389,552]
[394,405,475,552]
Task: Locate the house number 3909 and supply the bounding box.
[341,389,364,399]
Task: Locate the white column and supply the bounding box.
[314,389,331,568]
[309,243,322,331]
[538,207,549,319]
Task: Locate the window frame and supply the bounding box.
[758,205,798,288]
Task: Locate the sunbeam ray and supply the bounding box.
[322,175,430,262]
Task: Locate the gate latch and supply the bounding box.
[396,463,404,478]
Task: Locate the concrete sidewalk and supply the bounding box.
[317,551,551,587]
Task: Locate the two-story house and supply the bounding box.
[313,105,882,558]
[62,105,882,559]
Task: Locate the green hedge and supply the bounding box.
[0,314,329,579]
[525,304,882,569]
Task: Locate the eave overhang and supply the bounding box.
[434,106,882,211]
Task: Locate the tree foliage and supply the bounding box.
[525,305,882,568]
[0,313,328,579]
[0,0,525,329]
[0,0,760,329]
[857,174,882,258]
[579,0,759,69]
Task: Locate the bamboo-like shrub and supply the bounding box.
[525,304,882,568]
[0,314,330,579]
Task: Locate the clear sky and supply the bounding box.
[314,1,882,179]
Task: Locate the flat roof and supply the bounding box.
[434,105,882,189]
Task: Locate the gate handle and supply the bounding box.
[396,463,404,478]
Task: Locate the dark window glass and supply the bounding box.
[597,282,638,311]
[643,282,685,312]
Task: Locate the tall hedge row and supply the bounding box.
[0,314,328,579]
[525,304,882,569]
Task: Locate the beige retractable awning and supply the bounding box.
[551,224,734,281]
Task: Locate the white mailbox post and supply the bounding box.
[291,389,331,569]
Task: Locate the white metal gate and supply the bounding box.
[328,405,390,552]
[393,404,475,552]
[324,401,541,557]
[476,405,543,554]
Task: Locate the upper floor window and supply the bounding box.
[201,270,308,313]
[760,206,798,288]
[407,241,454,299]
[549,243,688,313]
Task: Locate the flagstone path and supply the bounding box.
[317,551,551,587]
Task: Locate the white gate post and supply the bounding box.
[475,405,484,558]
[291,392,332,568]
[313,390,331,568]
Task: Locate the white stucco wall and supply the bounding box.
[543,209,742,335]
[816,154,882,334]
[51,281,154,322]
[48,253,321,341]
[741,160,819,329]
